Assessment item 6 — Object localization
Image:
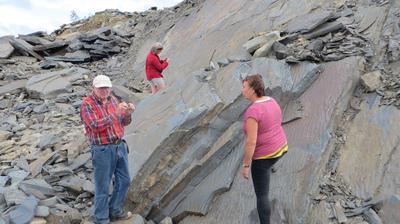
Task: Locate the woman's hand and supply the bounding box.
[241,167,250,180]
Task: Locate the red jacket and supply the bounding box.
[145,51,169,80]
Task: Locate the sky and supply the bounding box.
[0,0,182,37]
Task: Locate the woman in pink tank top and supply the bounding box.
[241,74,288,224]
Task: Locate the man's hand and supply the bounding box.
[116,102,129,115]
[165,58,169,63]
[126,103,135,114]
[241,167,250,180]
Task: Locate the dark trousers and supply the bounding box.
[251,157,280,224]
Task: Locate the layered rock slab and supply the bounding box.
[125,57,324,222]
[181,57,363,224]
[337,94,400,200]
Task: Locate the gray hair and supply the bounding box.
[151,42,163,52]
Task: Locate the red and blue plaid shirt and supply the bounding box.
[80,92,132,145]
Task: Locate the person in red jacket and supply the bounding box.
[145,42,169,94]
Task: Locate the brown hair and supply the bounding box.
[243,74,265,97]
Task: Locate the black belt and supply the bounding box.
[113,139,129,153]
[113,139,123,145]
[92,139,128,153]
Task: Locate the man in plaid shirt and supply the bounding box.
[80,75,135,223]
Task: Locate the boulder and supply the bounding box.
[253,31,281,58]
[26,67,89,99]
[8,38,43,60]
[360,71,382,92]
[0,37,14,59]
[243,34,270,54]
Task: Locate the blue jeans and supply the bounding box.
[251,157,280,224]
[91,141,130,224]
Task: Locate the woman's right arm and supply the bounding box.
[242,117,258,179]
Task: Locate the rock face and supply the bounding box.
[1,0,400,223]
[337,95,400,199]
[122,0,399,223]
[179,56,362,224]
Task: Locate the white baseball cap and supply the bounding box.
[93,75,112,88]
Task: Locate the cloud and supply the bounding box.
[0,0,32,10]
[0,0,182,36]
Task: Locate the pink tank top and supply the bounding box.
[242,97,287,159]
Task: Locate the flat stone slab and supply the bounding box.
[8,38,43,60]
[69,153,90,171]
[7,170,29,186]
[29,150,56,177]
[47,166,73,177]
[0,80,27,96]
[32,40,67,51]
[20,178,56,197]
[19,35,52,46]
[167,124,244,222]
[286,10,333,34]
[45,50,91,63]
[8,195,38,224]
[26,67,89,99]
[59,176,90,193]
[3,187,27,205]
[0,37,14,59]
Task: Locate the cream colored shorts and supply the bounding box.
[149,78,165,87]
